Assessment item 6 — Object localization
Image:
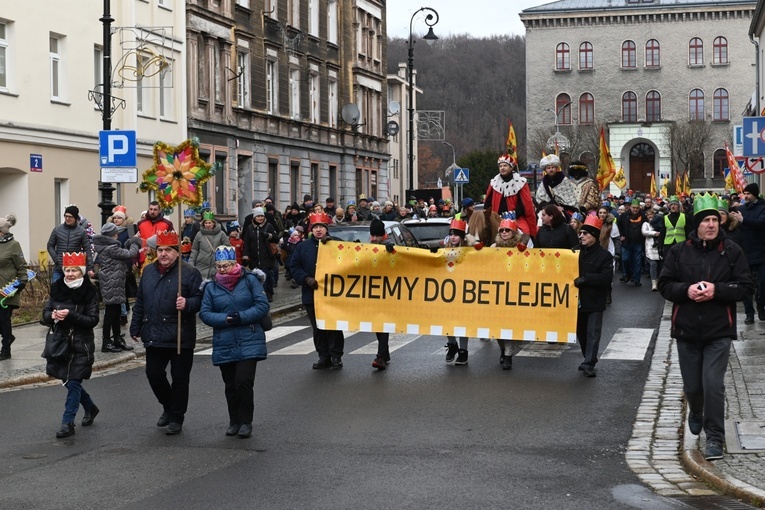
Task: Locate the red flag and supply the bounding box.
[725,143,746,193]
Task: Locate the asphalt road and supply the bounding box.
[0,282,690,510]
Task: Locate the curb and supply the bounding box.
[0,301,305,391]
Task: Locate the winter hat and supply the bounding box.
[100,222,118,236]
[252,207,265,217]
[303,194,313,203]
[370,218,386,237]
[580,215,603,237]
[539,154,561,169]
[112,210,127,220]
[371,201,381,209]
[384,200,393,208]
[692,193,721,229]
[462,197,474,208]
[65,205,80,219]
[0,213,17,234]
[744,182,760,196]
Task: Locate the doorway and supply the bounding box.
[629,143,655,193]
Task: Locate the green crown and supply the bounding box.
[202,211,215,221]
[693,192,719,217]
[717,197,729,211]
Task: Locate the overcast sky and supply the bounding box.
[385,0,553,39]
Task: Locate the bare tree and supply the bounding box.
[527,123,604,176]
[663,120,713,179]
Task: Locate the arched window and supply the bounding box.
[622,91,637,122]
[645,39,660,67]
[646,91,661,122]
[579,93,594,124]
[713,37,728,64]
[556,93,572,125]
[713,148,727,178]
[579,42,593,70]
[713,88,729,121]
[689,89,704,121]
[622,40,636,68]
[556,43,570,70]
[689,37,703,65]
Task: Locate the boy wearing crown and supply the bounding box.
[659,193,753,460]
[130,230,203,435]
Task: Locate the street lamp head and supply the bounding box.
[424,26,438,45]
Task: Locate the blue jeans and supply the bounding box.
[743,263,765,317]
[51,267,64,284]
[63,380,95,425]
[621,242,643,283]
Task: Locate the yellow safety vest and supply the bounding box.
[664,214,686,245]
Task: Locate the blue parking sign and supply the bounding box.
[99,130,137,167]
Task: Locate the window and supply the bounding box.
[236,0,249,6]
[645,39,660,67]
[214,44,222,103]
[288,0,299,27]
[646,90,661,122]
[328,77,338,128]
[622,92,637,122]
[236,52,248,107]
[159,64,172,118]
[311,163,319,202]
[579,42,593,70]
[290,160,300,203]
[713,37,728,64]
[556,93,571,125]
[265,0,277,19]
[555,43,570,70]
[689,89,704,121]
[328,0,338,44]
[713,88,729,121]
[136,53,149,113]
[622,40,636,68]
[713,149,727,177]
[266,60,277,114]
[289,68,300,119]
[579,93,594,124]
[93,45,103,90]
[308,0,319,37]
[689,37,703,65]
[268,158,279,205]
[1,22,10,90]
[50,34,63,100]
[309,72,319,124]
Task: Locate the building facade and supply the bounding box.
[386,62,420,206]
[186,0,390,222]
[521,0,757,194]
[0,0,186,260]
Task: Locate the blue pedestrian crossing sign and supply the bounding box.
[454,167,469,184]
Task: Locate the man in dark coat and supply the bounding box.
[573,215,613,377]
[729,182,765,323]
[130,230,203,435]
[288,212,345,370]
[241,207,278,302]
[659,193,754,461]
[46,205,93,284]
[617,198,646,286]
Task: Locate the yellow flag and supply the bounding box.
[613,166,627,189]
[660,177,668,198]
[675,174,682,195]
[596,128,616,190]
[683,172,691,195]
[650,173,657,197]
[505,122,518,166]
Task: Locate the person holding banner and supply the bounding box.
[369,219,396,370]
[574,215,614,378]
[288,212,345,370]
[130,230,204,435]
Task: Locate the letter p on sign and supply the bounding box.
[99,130,137,167]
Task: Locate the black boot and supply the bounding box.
[116,337,134,351]
[0,350,10,361]
[101,340,121,353]
[56,423,75,438]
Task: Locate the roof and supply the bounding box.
[522,0,756,14]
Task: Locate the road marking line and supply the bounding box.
[266,326,309,342]
[271,331,358,355]
[351,334,421,355]
[515,342,569,358]
[600,328,653,361]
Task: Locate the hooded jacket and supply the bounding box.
[190,223,230,279]
[92,235,141,305]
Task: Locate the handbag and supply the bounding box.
[267,242,280,257]
[42,323,73,360]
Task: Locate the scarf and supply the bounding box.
[215,264,244,291]
[65,277,84,289]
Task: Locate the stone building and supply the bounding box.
[186,0,390,221]
[520,0,757,194]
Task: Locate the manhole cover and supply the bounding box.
[725,419,765,454]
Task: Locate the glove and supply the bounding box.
[385,243,395,254]
[305,277,319,290]
[473,242,484,251]
[226,312,241,326]
[517,243,527,252]
[16,281,26,293]
[320,236,330,244]
[573,277,585,287]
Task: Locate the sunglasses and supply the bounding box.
[498,229,514,233]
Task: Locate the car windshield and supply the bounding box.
[405,224,450,242]
[329,228,371,243]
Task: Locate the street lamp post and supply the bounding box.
[98,0,116,226]
[407,7,439,195]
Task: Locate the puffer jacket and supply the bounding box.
[535,222,578,249]
[735,197,765,265]
[0,234,28,308]
[130,259,203,349]
[92,235,141,305]
[190,223,230,279]
[576,242,613,312]
[200,268,270,366]
[46,223,92,270]
[659,230,754,341]
[288,235,322,305]
[241,220,277,270]
[42,278,100,381]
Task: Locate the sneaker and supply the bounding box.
[445,344,458,363]
[583,366,597,377]
[688,411,703,435]
[166,422,183,435]
[704,440,723,461]
[372,356,389,370]
[634,281,642,287]
[619,275,629,283]
[455,349,468,365]
[745,315,755,325]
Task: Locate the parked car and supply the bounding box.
[327,221,419,247]
[401,218,452,251]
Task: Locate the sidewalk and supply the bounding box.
[0,277,303,390]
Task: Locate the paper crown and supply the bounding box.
[631,198,641,206]
[113,205,127,215]
[184,209,196,217]
[571,212,585,222]
[497,154,517,167]
[449,218,467,232]
[668,195,680,205]
[181,237,192,253]
[693,192,719,217]
[202,211,215,221]
[62,252,87,267]
[215,245,237,262]
[358,194,367,201]
[309,212,332,227]
[156,230,179,247]
[580,215,603,236]
[717,198,729,211]
[499,218,518,231]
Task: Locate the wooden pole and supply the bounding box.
[177,206,182,354]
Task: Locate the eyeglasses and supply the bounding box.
[64,214,75,219]
[216,263,234,270]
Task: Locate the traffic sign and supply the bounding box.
[454,167,469,184]
[742,117,765,157]
[99,130,137,167]
[100,167,138,183]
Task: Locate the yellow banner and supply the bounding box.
[315,241,579,343]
